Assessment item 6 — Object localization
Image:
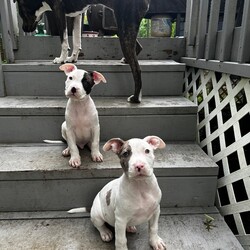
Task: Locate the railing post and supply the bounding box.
[218,0,237,62]
[237,0,250,63]
[195,0,209,59]
[0,0,15,63]
[185,0,200,57]
[0,54,6,97]
[205,0,221,60]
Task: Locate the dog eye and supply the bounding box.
[122,151,129,157]
[69,76,73,80]
[145,149,150,154]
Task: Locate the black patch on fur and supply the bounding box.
[81,72,95,95]
[118,142,132,173]
[106,189,112,206]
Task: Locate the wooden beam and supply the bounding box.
[181,57,250,78]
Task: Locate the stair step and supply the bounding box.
[14,36,186,61]
[0,96,197,143]
[0,207,243,250]
[0,142,218,211]
[2,60,185,96]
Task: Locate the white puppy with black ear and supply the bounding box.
[69,136,166,250]
[59,63,106,168]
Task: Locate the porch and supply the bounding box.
[0,0,249,249]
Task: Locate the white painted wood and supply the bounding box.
[183,65,250,249]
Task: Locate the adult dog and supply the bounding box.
[14,0,151,103]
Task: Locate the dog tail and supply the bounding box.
[68,207,88,213]
[43,140,65,144]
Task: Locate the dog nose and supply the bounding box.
[71,87,77,94]
[135,163,144,172]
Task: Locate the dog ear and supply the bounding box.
[59,63,77,75]
[143,136,166,150]
[103,138,124,154]
[92,71,107,84]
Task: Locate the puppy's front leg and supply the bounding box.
[89,124,103,162]
[115,217,128,250]
[65,130,81,168]
[67,14,82,63]
[148,206,166,250]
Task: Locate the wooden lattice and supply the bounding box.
[183,66,250,248]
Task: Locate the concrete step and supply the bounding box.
[0,142,218,212]
[0,207,243,250]
[2,60,185,96]
[0,96,197,143]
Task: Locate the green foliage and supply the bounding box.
[139,18,176,38]
[138,19,151,38]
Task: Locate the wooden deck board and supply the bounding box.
[0,210,243,250]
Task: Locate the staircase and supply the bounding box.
[0,37,243,249]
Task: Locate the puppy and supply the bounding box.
[60,63,106,168]
[69,136,166,249]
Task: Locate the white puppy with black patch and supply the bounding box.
[69,136,166,250]
[59,63,106,168]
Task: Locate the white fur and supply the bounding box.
[60,64,106,168]
[35,2,52,21]
[69,137,167,249]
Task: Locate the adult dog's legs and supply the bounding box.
[67,14,82,63]
[114,1,150,103]
[117,24,142,103]
[52,5,69,64]
[53,27,69,64]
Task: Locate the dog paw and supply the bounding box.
[65,56,77,63]
[53,57,65,64]
[150,236,166,250]
[126,226,137,233]
[62,147,70,157]
[127,95,141,103]
[91,152,103,162]
[69,156,81,168]
[100,228,113,242]
[120,57,128,64]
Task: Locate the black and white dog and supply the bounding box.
[14,0,151,103]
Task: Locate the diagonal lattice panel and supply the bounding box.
[183,66,250,245]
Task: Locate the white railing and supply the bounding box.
[183,0,250,249]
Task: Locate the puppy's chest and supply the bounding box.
[133,191,158,213]
[66,102,97,127]
[66,103,98,142]
[127,190,160,224]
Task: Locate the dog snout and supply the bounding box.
[135,163,145,172]
[71,87,77,94]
